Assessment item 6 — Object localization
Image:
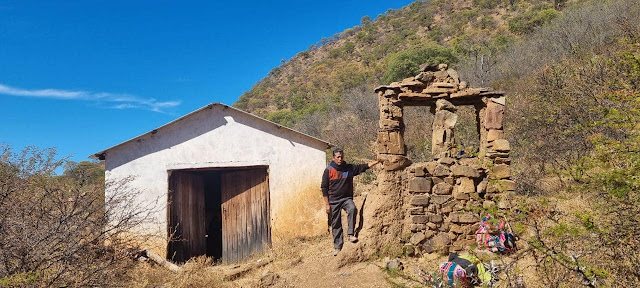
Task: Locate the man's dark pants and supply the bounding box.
[330,198,357,250]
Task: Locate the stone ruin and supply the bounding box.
[374,63,514,254]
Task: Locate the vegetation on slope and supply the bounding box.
[234,0,572,160]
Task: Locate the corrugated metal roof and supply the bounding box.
[90,102,332,160]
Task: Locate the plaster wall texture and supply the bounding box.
[103,105,328,256]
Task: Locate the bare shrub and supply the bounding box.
[459,0,640,86]
[295,84,379,161]
[0,145,156,287]
[404,106,434,162]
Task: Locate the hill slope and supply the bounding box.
[233,0,573,159]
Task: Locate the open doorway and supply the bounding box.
[167,166,270,263]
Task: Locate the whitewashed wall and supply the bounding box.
[103,105,328,256]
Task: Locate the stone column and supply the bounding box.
[432,99,457,159]
[377,88,410,171]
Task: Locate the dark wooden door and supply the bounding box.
[168,171,206,262]
[220,168,270,263]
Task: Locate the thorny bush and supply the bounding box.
[0,146,157,287]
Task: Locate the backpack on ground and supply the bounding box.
[439,261,469,287]
[475,214,517,253]
[450,253,493,287]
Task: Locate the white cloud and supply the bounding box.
[0,83,180,112]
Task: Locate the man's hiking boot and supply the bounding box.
[334,248,341,256]
[348,235,358,243]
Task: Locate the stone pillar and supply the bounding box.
[377,88,410,171]
[432,99,457,159]
[483,96,515,205]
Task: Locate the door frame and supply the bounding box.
[166,165,271,262]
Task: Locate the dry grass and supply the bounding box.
[127,256,228,288]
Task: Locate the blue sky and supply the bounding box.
[0,0,415,164]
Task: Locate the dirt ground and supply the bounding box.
[224,191,421,288]
[131,186,542,288]
[226,192,433,288]
[250,235,396,288]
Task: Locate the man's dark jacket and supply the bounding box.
[321,161,369,204]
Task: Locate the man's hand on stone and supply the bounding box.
[368,159,382,168]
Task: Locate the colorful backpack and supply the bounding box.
[453,253,493,286]
[439,261,469,287]
[475,214,517,253]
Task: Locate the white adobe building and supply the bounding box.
[93,103,331,263]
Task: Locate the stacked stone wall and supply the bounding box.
[375,63,514,254]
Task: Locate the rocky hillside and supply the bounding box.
[234,0,568,120]
[232,0,576,160]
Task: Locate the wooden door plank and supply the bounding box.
[220,168,271,263]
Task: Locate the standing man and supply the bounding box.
[321,148,381,256]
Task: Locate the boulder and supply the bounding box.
[419,63,438,72]
[435,99,456,112]
[410,224,425,232]
[410,232,427,245]
[449,224,465,234]
[425,162,438,175]
[487,129,504,142]
[492,139,510,152]
[456,213,479,224]
[411,215,429,224]
[410,195,430,206]
[433,232,451,247]
[489,179,516,192]
[385,259,404,270]
[438,157,456,165]
[446,68,460,84]
[451,165,480,178]
[408,177,431,193]
[434,69,449,79]
[415,71,435,83]
[383,89,397,97]
[487,152,509,159]
[424,230,435,239]
[457,177,475,194]
[422,240,435,254]
[428,213,443,223]
[433,165,451,177]
[444,177,455,185]
[432,182,453,195]
[499,180,516,191]
[485,101,504,129]
[415,166,426,177]
[490,164,511,179]
[477,180,488,193]
[381,155,412,171]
